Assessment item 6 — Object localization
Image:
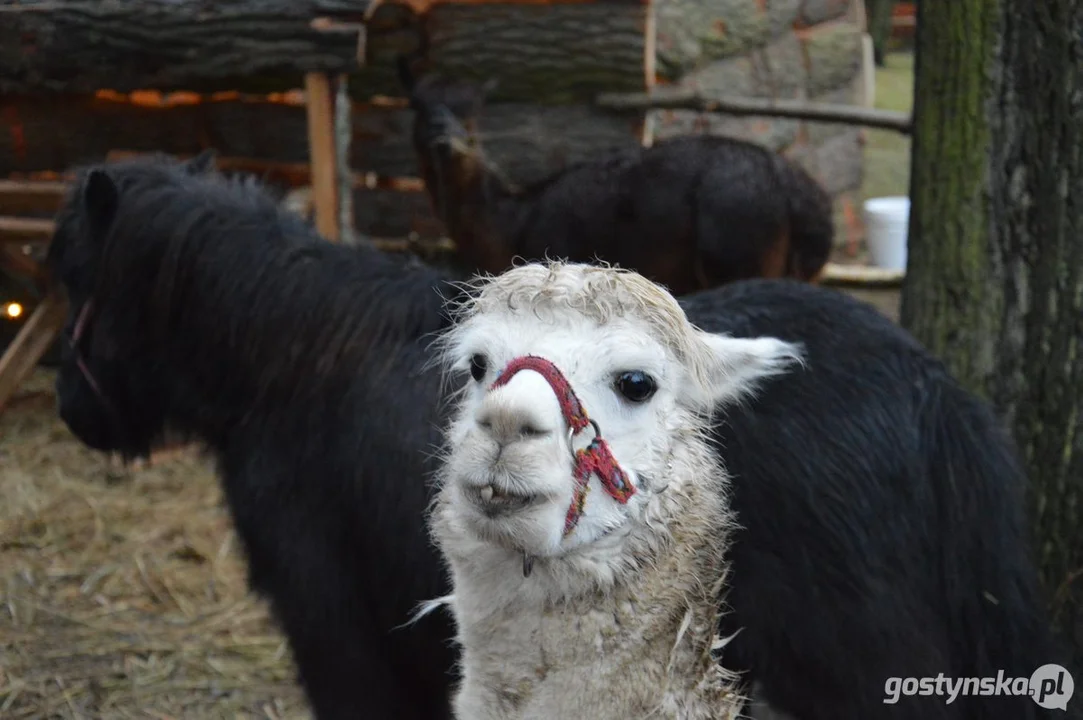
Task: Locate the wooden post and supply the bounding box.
[304,72,340,242]
[640,0,657,148]
[334,73,358,245]
[0,289,67,413]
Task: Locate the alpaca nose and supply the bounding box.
[475,402,555,445]
[474,379,559,446]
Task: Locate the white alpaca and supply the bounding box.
[427,261,804,720]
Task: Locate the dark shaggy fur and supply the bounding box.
[399,62,836,296]
[46,151,460,720]
[681,280,1064,720]
[48,154,1061,720]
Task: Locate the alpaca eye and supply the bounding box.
[469,354,488,382]
[615,371,656,403]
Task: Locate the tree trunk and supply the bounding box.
[0,0,648,104]
[864,0,896,66]
[901,0,1083,669]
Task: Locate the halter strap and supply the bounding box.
[66,297,137,453]
[490,355,636,537]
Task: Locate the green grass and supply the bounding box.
[862,51,915,202]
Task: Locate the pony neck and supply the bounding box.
[152,238,453,445]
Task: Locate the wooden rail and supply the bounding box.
[0,290,67,413]
[0,180,68,215]
[0,216,55,244]
[596,88,914,134]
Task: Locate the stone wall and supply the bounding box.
[650,0,871,252]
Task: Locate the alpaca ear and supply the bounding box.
[82,169,119,244]
[185,148,218,174]
[689,332,805,411]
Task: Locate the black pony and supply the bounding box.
[46,151,460,720]
[47,153,1060,720]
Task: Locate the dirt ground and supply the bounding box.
[0,373,311,720]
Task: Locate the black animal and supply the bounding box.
[46,151,460,720]
[47,153,1060,720]
[399,60,836,296]
[681,279,1063,720]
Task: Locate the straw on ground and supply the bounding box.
[0,369,311,720]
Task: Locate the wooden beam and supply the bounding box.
[596,88,914,134]
[0,180,68,215]
[0,289,67,413]
[103,150,427,192]
[0,217,54,244]
[305,73,341,242]
[819,262,905,287]
[0,169,432,252]
[2,95,644,191]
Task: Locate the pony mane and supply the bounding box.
[56,154,459,405]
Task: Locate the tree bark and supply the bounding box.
[0,0,378,93]
[0,0,649,104]
[424,2,650,103]
[901,0,1083,668]
[864,0,896,66]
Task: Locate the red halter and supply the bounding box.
[489,355,636,537]
[66,297,136,451]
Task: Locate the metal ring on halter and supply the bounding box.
[567,418,602,461]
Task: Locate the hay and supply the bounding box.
[0,369,311,719]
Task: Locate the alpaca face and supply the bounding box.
[442,312,678,556]
[437,263,803,561]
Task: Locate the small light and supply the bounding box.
[4,302,23,319]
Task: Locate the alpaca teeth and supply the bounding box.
[522,552,535,578]
[480,485,494,502]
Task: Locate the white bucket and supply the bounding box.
[863,196,910,271]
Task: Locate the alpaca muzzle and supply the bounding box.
[428,105,471,148]
[488,355,636,540]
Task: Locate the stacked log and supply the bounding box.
[0,0,652,239]
[0,0,649,103]
[0,0,870,246]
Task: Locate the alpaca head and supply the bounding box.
[435,262,803,564]
[397,59,512,238]
[398,57,499,153]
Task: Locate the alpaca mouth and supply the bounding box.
[471,484,543,516]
